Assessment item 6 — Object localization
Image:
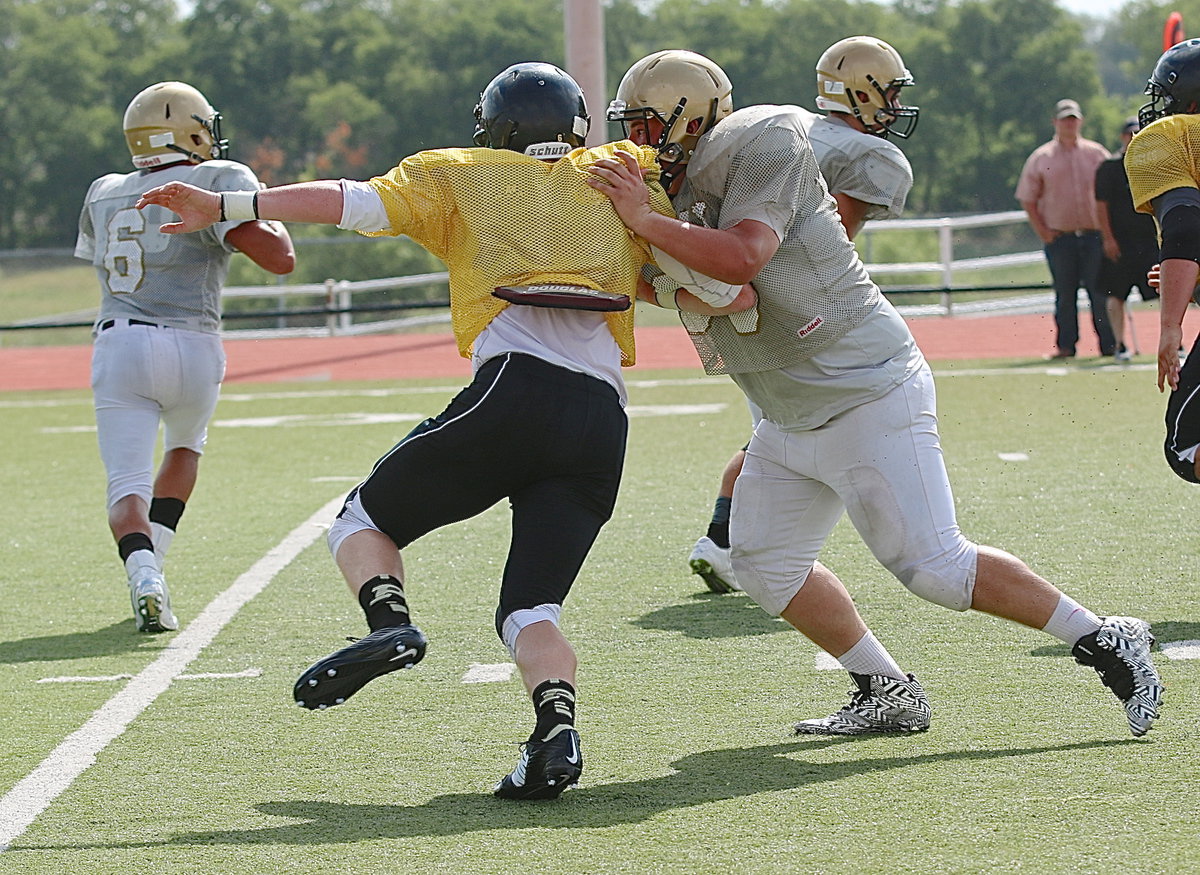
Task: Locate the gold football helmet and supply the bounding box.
[123,81,228,169]
[607,50,733,182]
[815,36,919,139]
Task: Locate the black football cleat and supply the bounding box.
[494,725,583,800]
[293,624,427,710]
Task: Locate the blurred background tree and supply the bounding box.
[2,0,1193,257]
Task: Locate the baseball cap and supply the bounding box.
[1055,99,1083,119]
[1121,116,1140,134]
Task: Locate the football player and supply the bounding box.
[686,36,919,594]
[588,49,1162,738]
[1126,38,1200,483]
[137,62,753,799]
[77,81,294,633]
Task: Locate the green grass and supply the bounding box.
[0,364,1195,874]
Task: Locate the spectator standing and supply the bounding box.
[1017,99,1115,358]
[1096,117,1160,362]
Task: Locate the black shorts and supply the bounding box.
[354,352,628,627]
[1098,240,1160,302]
[1164,335,1200,483]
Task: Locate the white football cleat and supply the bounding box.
[688,536,741,593]
[129,573,178,633]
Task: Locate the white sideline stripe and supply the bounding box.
[815,651,841,671]
[37,668,263,684]
[178,668,263,680]
[0,495,343,853]
[1161,640,1200,660]
[997,452,1029,462]
[625,404,725,417]
[461,663,516,683]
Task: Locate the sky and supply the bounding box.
[1058,0,1133,19]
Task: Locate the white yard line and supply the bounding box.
[461,662,516,684]
[36,668,264,684]
[0,495,343,852]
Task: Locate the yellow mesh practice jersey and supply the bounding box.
[363,141,673,366]
[1126,114,1200,215]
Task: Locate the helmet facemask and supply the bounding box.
[815,36,919,139]
[607,95,705,188]
[1138,39,1200,128]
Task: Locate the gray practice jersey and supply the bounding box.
[798,108,913,221]
[76,160,261,333]
[675,105,922,430]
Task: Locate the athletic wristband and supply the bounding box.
[650,273,681,309]
[220,191,259,222]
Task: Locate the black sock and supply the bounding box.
[117,532,154,562]
[530,679,576,741]
[706,495,733,549]
[149,497,186,530]
[357,575,411,631]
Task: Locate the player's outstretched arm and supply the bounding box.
[137,180,345,234]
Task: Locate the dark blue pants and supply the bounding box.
[1044,232,1115,356]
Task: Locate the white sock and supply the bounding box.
[1041,594,1101,645]
[835,630,907,681]
[151,522,175,567]
[124,548,159,583]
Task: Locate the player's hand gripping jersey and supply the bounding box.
[361,141,673,366]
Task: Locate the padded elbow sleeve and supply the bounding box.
[1159,204,1200,263]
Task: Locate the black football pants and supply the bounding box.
[354,352,628,633]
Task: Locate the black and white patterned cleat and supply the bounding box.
[794,672,931,735]
[1073,616,1163,737]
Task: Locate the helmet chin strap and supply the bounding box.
[658,153,687,191]
[163,143,211,163]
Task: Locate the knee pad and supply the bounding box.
[497,604,562,657]
[326,488,382,560]
[106,477,152,512]
[895,540,978,612]
[1164,441,1200,483]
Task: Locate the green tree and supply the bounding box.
[0,0,181,248]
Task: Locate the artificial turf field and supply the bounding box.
[0,361,1196,874]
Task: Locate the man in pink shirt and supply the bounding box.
[1017,99,1116,358]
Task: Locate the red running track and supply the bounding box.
[0,308,1190,393]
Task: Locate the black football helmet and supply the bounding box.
[473,63,590,155]
[1140,38,1200,128]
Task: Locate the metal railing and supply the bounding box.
[2,210,1053,338]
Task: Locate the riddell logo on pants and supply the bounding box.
[797,317,823,338]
